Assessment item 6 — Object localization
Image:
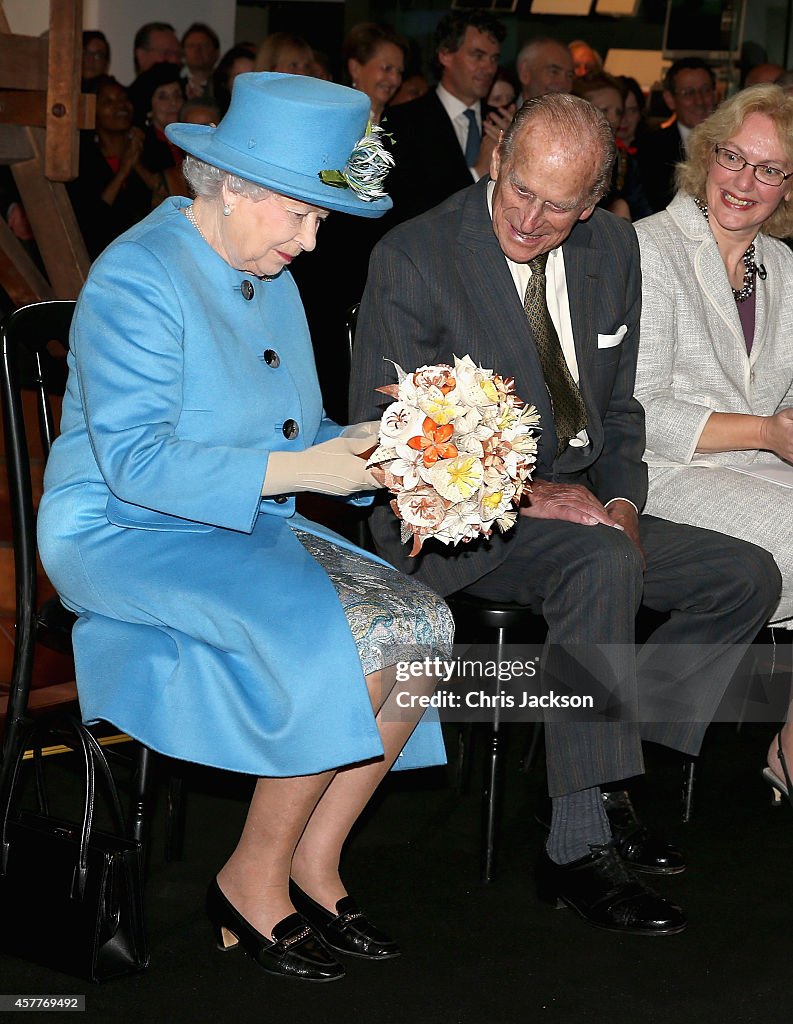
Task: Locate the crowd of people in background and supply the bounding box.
[21,16,793,255]
[3,11,792,364]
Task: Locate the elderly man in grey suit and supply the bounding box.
[350,93,780,936]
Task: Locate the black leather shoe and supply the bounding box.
[536,843,687,936]
[535,788,686,876]
[602,789,685,875]
[289,880,401,960]
[206,879,345,982]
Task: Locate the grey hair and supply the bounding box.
[500,92,615,205]
[182,154,273,201]
[516,36,564,70]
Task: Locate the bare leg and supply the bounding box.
[216,664,436,935]
[290,663,436,909]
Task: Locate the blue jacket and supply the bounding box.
[38,196,445,775]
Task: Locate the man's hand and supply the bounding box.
[607,498,645,568]
[520,478,624,529]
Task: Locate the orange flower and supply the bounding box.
[407,416,458,467]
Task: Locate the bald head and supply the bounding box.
[490,95,614,264]
[569,39,602,78]
[516,38,574,101]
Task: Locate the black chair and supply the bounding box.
[0,300,183,857]
[446,593,545,883]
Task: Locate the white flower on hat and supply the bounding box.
[318,123,394,202]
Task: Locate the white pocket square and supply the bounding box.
[597,325,628,349]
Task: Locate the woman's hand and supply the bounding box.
[340,420,381,443]
[101,129,146,207]
[261,435,384,498]
[761,409,793,463]
[698,410,793,462]
[119,128,144,177]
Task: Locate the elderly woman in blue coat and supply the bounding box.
[38,73,453,984]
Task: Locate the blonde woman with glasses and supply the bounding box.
[633,84,793,805]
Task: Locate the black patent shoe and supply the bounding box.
[206,879,345,982]
[289,880,401,960]
[536,843,687,936]
[535,788,686,876]
[602,789,686,875]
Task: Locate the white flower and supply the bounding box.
[369,354,540,555]
[416,387,465,425]
[379,401,426,444]
[428,455,484,502]
[453,354,500,408]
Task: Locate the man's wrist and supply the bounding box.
[605,496,638,517]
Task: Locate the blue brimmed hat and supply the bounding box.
[166,72,393,218]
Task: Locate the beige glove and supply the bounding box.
[340,420,381,441]
[261,431,382,498]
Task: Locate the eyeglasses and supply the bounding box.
[714,145,793,187]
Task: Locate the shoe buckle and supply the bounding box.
[337,910,363,926]
[280,924,312,949]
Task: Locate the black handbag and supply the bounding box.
[0,714,149,981]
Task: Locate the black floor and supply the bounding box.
[0,720,790,1024]
[0,721,789,1024]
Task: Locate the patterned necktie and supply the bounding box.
[523,252,587,454]
[462,108,480,167]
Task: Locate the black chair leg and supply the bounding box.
[165,772,186,862]
[130,744,154,845]
[481,705,502,884]
[481,627,508,883]
[681,757,696,823]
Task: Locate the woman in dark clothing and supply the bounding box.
[67,76,154,259]
[128,62,186,203]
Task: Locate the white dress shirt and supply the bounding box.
[487,180,589,448]
[436,84,482,183]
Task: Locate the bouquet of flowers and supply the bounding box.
[366,355,541,556]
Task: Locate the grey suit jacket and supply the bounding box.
[349,177,647,597]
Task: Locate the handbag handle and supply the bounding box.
[0,714,128,899]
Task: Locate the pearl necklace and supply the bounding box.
[184,203,211,246]
[692,197,758,303]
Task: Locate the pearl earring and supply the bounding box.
[223,204,231,217]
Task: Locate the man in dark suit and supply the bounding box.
[638,57,716,212]
[350,94,779,935]
[381,9,509,226]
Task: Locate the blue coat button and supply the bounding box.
[282,419,299,440]
[241,280,254,300]
[263,349,280,367]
